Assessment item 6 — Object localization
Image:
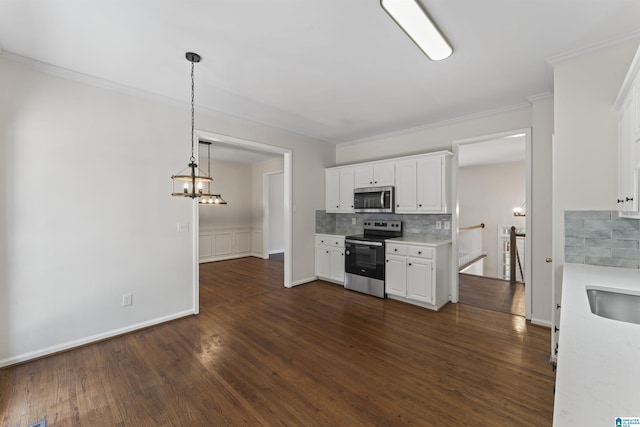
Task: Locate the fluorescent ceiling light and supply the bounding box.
[381,0,453,61]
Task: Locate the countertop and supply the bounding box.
[554,263,640,426]
[386,236,452,246]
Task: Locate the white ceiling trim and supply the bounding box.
[0,50,329,145]
[544,29,640,93]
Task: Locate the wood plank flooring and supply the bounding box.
[459,273,526,317]
[1,256,554,426]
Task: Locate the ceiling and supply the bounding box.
[1,1,640,145]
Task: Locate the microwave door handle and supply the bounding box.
[380,192,384,208]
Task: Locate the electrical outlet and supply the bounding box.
[177,222,190,232]
[435,221,442,229]
[352,217,357,225]
[444,220,450,230]
[122,293,132,307]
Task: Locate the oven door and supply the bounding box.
[345,240,385,280]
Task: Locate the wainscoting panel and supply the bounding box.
[200,227,260,263]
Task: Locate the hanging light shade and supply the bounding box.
[198,141,227,205]
[171,52,215,199]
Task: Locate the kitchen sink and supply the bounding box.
[586,287,640,325]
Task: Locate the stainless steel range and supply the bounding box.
[344,220,402,298]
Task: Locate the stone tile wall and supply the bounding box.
[315,210,452,239]
[564,210,640,268]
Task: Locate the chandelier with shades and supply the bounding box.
[171,52,226,205]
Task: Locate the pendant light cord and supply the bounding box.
[190,61,196,163]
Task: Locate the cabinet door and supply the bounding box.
[385,254,407,297]
[416,156,443,212]
[316,246,331,278]
[338,169,355,212]
[326,169,341,212]
[373,163,395,186]
[395,160,417,212]
[354,167,374,188]
[407,257,433,304]
[330,248,345,283]
[619,96,638,213]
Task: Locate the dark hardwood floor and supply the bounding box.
[1,256,554,426]
[459,273,526,317]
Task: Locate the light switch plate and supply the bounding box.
[177,222,190,232]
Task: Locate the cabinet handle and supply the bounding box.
[386,259,389,262]
[374,181,377,184]
[554,326,559,333]
[336,205,339,208]
[326,250,329,254]
[556,304,561,309]
[418,251,422,255]
[618,199,625,204]
[321,240,324,243]
[418,204,423,207]
[396,204,400,207]
[408,263,412,266]
[394,248,398,252]
[627,197,634,202]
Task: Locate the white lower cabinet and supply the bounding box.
[385,241,450,310]
[315,234,345,284]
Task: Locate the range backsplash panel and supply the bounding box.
[316,210,452,240]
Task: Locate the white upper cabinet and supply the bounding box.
[326,151,451,215]
[354,163,395,188]
[394,160,417,212]
[615,44,640,218]
[326,168,354,213]
[395,152,451,214]
[416,156,443,212]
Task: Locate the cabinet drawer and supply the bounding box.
[407,246,433,258]
[386,243,407,255]
[316,236,344,247]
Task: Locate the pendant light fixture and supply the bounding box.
[171,51,217,200]
[199,141,227,205]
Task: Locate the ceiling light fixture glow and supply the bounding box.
[381,0,453,61]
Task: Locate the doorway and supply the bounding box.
[452,129,532,318]
[264,171,285,259]
[191,130,292,314]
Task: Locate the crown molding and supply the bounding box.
[526,92,553,103]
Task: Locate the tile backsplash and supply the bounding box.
[316,210,452,239]
[565,210,640,269]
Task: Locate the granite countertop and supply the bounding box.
[553,263,640,426]
[315,232,346,237]
[386,236,452,246]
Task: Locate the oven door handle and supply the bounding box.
[345,239,383,247]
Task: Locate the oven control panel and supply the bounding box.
[362,220,402,231]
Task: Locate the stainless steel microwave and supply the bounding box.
[353,186,394,213]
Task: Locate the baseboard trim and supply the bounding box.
[199,253,252,263]
[268,249,285,255]
[0,309,195,368]
[288,276,318,287]
[530,317,552,328]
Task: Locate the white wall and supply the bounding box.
[0,55,333,365]
[336,107,532,164]
[552,40,639,326]
[268,172,285,253]
[199,159,252,229]
[458,161,526,278]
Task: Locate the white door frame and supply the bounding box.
[451,128,532,320]
[263,170,285,259]
[192,130,293,314]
